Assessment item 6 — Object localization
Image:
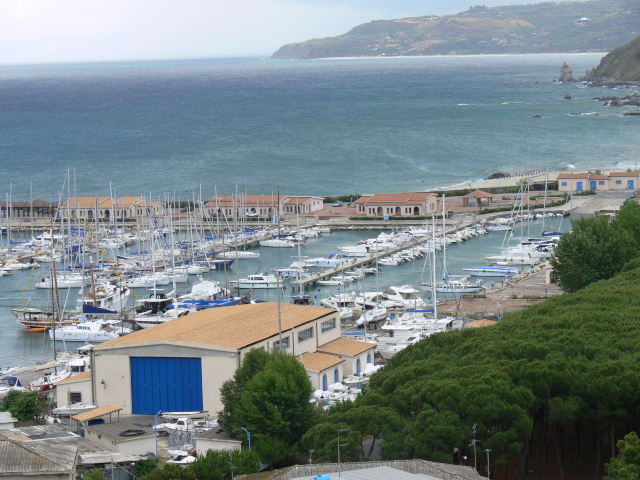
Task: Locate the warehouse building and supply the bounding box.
[88,302,367,416]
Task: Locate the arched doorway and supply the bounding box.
[395,206,401,216]
[414,206,420,215]
[334,369,339,383]
[322,374,328,391]
[356,359,361,374]
[376,207,383,216]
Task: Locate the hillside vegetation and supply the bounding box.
[586,34,640,83]
[272,0,639,59]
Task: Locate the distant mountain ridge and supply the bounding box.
[272,0,640,59]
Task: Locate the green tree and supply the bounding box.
[219,349,316,465]
[78,469,107,480]
[0,390,40,421]
[614,200,640,248]
[218,348,270,431]
[140,462,196,480]
[132,456,160,478]
[606,431,640,480]
[188,448,259,480]
[551,215,636,292]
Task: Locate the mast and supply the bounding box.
[431,215,437,321]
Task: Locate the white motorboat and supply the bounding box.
[259,239,295,248]
[215,250,260,259]
[230,273,279,289]
[0,376,27,398]
[159,411,209,421]
[276,266,313,279]
[174,264,209,275]
[317,279,345,286]
[330,275,356,284]
[378,257,400,266]
[338,245,369,257]
[483,249,541,265]
[356,306,387,327]
[49,320,120,343]
[420,276,485,294]
[178,278,228,301]
[383,285,428,309]
[52,403,97,416]
[461,265,519,277]
[36,272,86,289]
[335,307,352,321]
[304,254,349,269]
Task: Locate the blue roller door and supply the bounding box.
[131,357,203,414]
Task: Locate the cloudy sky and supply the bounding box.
[0,0,575,64]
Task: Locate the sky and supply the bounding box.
[0,0,576,65]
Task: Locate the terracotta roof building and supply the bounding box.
[354,192,437,217]
[59,196,162,220]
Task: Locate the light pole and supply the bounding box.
[154,410,162,456]
[337,428,349,478]
[309,449,314,464]
[485,449,491,479]
[241,427,251,452]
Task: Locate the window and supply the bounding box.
[321,318,336,333]
[298,327,314,343]
[367,353,371,364]
[561,181,567,186]
[70,392,82,404]
[599,181,605,185]
[273,336,290,350]
[616,180,622,185]
[334,369,339,383]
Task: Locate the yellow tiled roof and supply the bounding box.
[55,371,91,385]
[317,338,375,357]
[95,303,335,351]
[298,352,344,372]
[72,404,122,422]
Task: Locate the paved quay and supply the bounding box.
[437,263,561,319]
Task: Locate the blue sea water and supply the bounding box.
[0,53,633,366]
[0,53,638,201]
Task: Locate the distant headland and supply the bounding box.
[271,0,639,60]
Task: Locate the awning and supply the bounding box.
[73,404,122,422]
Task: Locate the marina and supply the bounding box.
[0,202,571,369]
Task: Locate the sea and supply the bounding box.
[0,53,636,367]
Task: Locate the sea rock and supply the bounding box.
[593,94,640,107]
[559,62,575,83]
[532,114,542,118]
[564,94,572,100]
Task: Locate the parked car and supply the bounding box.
[333,201,343,207]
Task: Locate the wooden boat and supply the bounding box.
[12,307,80,331]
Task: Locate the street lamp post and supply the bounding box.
[337,428,349,478]
[154,410,162,456]
[241,427,251,452]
